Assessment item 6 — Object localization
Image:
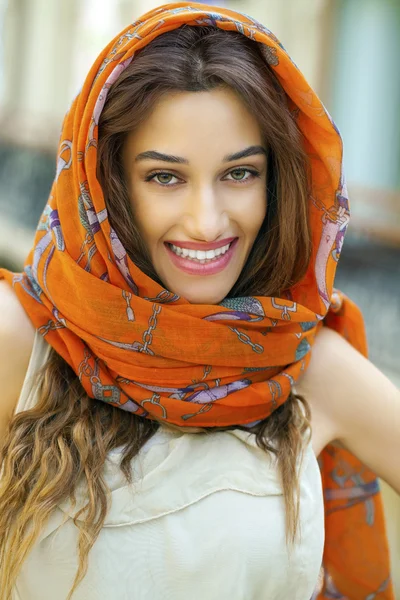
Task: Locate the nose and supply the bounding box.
[182,184,230,242]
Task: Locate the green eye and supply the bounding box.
[156,173,173,184]
[231,169,246,180]
[226,168,260,183]
[145,171,180,186]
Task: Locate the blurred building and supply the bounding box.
[0,0,399,593]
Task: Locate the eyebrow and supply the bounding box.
[134,145,267,164]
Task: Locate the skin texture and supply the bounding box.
[122,88,268,305]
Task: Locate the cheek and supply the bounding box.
[130,194,174,248]
[236,192,267,236]
[132,203,157,243]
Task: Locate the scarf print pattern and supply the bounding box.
[0,2,394,597]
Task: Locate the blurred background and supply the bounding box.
[0,0,399,592]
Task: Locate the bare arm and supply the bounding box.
[0,280,35,443]
[297,326,400,494]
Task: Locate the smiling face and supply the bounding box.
[122,87,268,304]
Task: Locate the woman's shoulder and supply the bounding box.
[295,325,363,456]
[0,279,36,435]
[0,279,36,348]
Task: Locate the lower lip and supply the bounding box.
[165,239,238,276]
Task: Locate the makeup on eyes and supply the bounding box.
[144,167,262,187]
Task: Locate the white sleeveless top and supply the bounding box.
[12,331,324,600]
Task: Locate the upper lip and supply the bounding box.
[165,237,237,251]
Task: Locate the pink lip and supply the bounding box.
[165,237,237,251]
[165,238,238,276]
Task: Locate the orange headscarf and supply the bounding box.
[0,2,393,597]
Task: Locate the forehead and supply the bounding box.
[125,87,264,153]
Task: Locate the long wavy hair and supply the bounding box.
[0,25,312,600]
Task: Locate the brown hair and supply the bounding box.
[0,25,312,600]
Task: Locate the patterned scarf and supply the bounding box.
[0,2,393,597]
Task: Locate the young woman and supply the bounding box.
[0,3,399,599]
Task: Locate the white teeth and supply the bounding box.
[169,242,232,261]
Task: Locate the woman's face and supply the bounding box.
[122,87,267,304]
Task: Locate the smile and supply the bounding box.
[169,242,231,261]
[165,239,238,276]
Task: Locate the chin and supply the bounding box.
[185,291,228,305]
[163,280,233,305]
[156,262,242,305]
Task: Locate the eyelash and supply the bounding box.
[144,168,261,187]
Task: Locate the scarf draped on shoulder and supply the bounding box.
[0,2,393,597]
